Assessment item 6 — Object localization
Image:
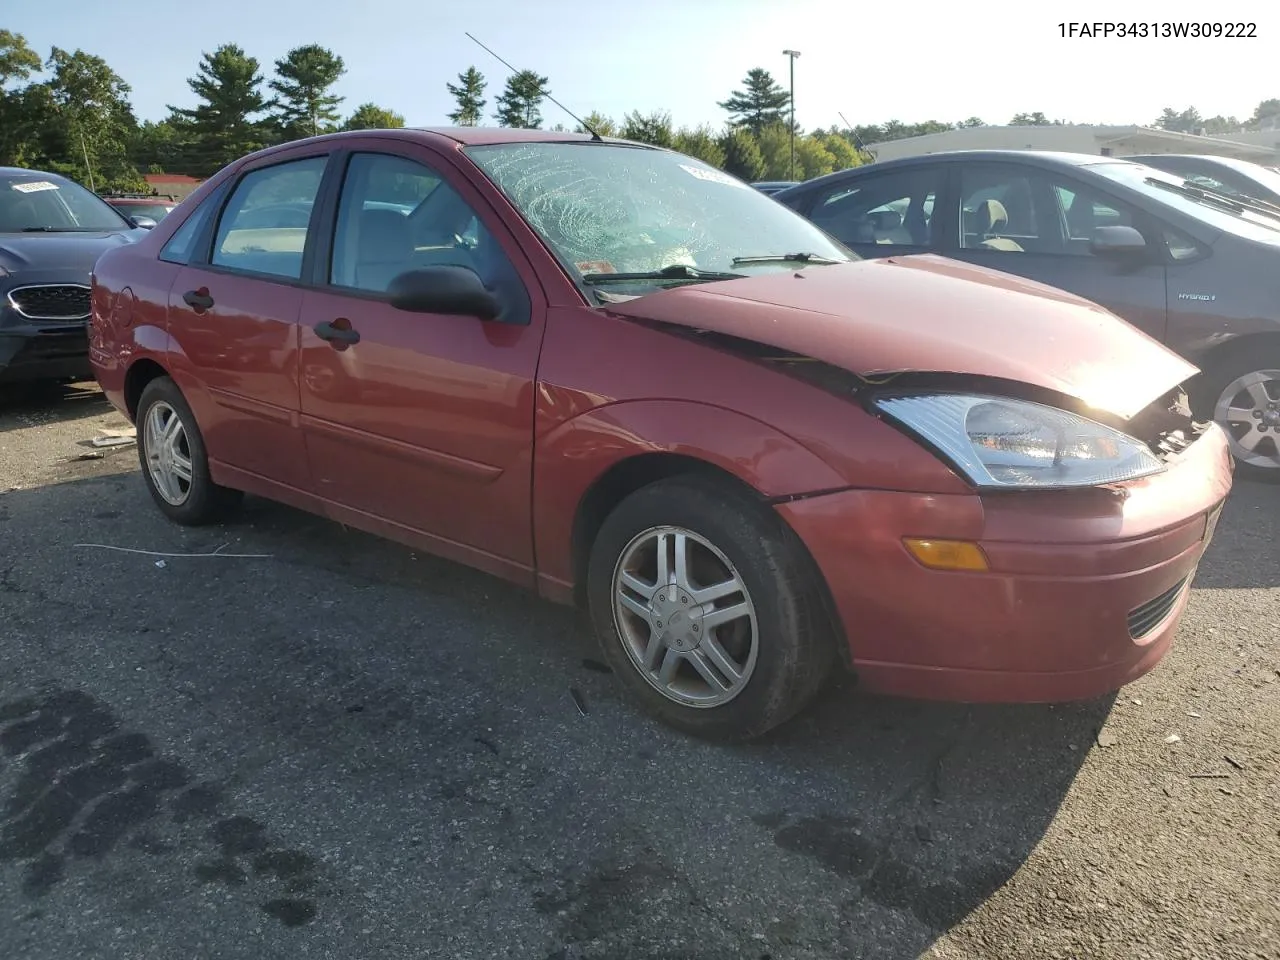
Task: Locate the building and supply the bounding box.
[864,124,1280,164]
[142,173,203,201]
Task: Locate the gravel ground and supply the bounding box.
[0,381,1276,960]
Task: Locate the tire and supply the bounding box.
[1191,347,1280,483]
[135,376,242,524]
[586,475,836,742]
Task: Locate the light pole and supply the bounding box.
[782,49,800,180]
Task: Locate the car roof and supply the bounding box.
[780,150,1134,195]
[410,126,642,147]
[0,166,70,179]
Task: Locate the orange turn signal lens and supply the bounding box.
[902,538,990,572]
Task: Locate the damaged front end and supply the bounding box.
[614,314,1215,490]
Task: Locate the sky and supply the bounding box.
[9,1,1279,134]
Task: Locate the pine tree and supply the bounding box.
[718,68,791,135]
[494,70,549,129]
[446,67,487,126]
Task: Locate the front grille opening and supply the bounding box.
[8,284,92,322]
[1127,576,1189,639]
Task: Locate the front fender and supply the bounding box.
[532,398,851,597]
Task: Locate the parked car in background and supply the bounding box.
[101,193,178,227]
[0,166,148,385]
[90,129,1231,741]
[775,150,1280,477]
[1125,154,1280,210]
[752,180,800,195]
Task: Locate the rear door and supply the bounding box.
[944,161,1169,342]
[796,165,945,260]
[165,150,332,494]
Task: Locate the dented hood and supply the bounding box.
[604,255,1198,420]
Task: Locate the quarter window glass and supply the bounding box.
[210,156,327,279]
[329,152,522,310]
[160,192,219,265]
[809,169,940,247]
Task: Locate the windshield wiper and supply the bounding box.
[19,226,105,233]
[731,252,844,266]
[581,263,745,284]
[1144,177,1280,225]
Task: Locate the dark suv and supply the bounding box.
[0,167,148,385]
[775,151,1280,478]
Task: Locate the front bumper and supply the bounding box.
[0,282,93,384]
[777,423,1234,703]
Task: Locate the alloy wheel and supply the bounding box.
[1214,368,1280,470]
[611,525,759,708]
[143,400,194,506]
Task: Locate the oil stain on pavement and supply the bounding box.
[0,689,325,927]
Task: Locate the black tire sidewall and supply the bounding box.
[135,377,234,524]
[586,477,829,741]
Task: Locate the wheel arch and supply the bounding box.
[565,450,852,670]
[124,357,172,420]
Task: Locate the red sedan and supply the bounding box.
[88,128,1233,742]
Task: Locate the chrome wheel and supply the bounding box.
[611,525,758,709]
[1214,368,1280,470]
[143,400,193,506]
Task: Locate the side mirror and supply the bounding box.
[1090,225,1147,257]
[130,215,158,230]
[386,265,501,320]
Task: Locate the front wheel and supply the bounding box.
[586,476,836,742]
[135,376,242,525]
[1195,349,1280,482]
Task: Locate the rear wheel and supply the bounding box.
[1195,349,1280,482]
[586,476,835,742]
[135,376,242,524]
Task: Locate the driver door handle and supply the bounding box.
[183,288,214,311]
[314,318,361,345]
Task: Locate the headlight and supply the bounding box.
[875,393,1165,489]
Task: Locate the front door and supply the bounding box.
[944,162,1169,342]
[166,152,330,494]
[297,147,545,571]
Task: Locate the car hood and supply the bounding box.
[604,254,1199,421]
[0,230,142,276]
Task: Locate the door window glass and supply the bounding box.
[210,156,327,279]
[329,152,527,321]
[808,168,941,247]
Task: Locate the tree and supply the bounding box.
[576,111,616,137]
[0,31,47,167]
[812,131,860,172]
[0,29,42,85]
[1155,106,1204,133]
[446,67,486,126]
[343,102,405,130]
[957,116,985,128]
[1010,111,1058,126]
[494,70,549,128]
[673,125,725,167]
[718,128,765,181]
[129,119,185,174]
[269,44,346,139]
[42,47,144,190]
[755,121,792,179]
[718,68,790,135]
[1251,98,1280,129]
[620,109,673,147]
[169,43,270,176]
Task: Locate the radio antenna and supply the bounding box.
[464,32,603,141]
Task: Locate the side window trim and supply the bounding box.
[193,152,334,284]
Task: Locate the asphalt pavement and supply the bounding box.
[0,381,1276,960]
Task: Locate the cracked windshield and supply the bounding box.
[466,142,851,292]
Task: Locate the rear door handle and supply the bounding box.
[314,319,361,345]
[183,288,214,311]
